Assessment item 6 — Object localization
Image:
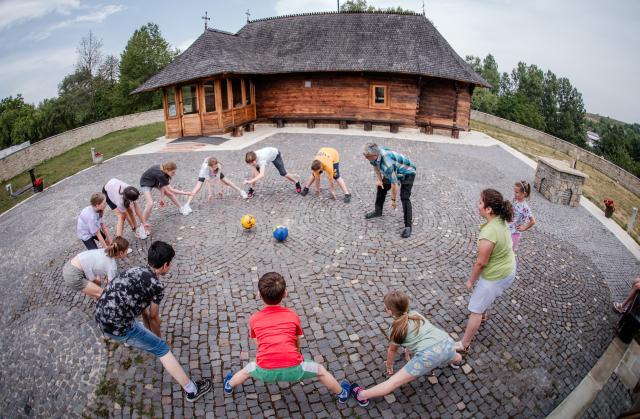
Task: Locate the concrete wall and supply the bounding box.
[471,110,640,197]
[0,109,163,182]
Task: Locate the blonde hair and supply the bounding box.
[160,162,177,172]
[207,157,219,167]
[90,193,105,207]
[106,236,129,258]
[245,151,257,163]
[384,290,424,344]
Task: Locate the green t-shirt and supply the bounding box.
[389,311,450,352]
[478,217,516,280]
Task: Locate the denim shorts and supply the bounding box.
[103,320,170,357]
[403,339,456,377]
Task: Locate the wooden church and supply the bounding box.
[133,11,489,139]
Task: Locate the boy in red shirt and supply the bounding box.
[223,272,351,403]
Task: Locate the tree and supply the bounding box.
[76,31,104,77]
[0,95,37,148]
[99,55,120,84]
[114,23,177,115]
[340,0,414,13]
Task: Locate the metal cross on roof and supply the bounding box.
[202,11,211,30]
[246,9,251,23]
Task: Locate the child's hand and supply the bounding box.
[516,225,526,232]
[243,180,250,185]
[158,200,165,208]
[465,279,474,291]
[385,360,394,375]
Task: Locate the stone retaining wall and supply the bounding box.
[471,110,640,197]
[0,109,163,182]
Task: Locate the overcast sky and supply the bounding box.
[0,0,638,123]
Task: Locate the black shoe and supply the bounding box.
[301,187,309,197]
[184,379,212,402]
[365,210,383,219]
[344,194,351,203]
[247,188,254,199]
[401,227,412,238]
[295,182,302,193]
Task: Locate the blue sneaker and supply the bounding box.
[338,379,350,403]
[350,383,369,407]
[223,372,233,395]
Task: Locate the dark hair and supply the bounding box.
[311,160,322,171]
[481,188,513,222]
[258,272,286,305]
[148,241,175,269]
[120,186,140,209]
[384,290,424,344]
[245,151,257,163]
[106,236,129,258]
[515,180,531,198]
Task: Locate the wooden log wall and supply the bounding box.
[416,78,472,130]
[255,73,419,125]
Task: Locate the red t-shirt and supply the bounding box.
[250,305,304,369]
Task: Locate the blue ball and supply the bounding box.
[273,225,289,241]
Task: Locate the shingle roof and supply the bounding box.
[133,11,490,93]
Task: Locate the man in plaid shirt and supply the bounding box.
[362,143,416,238]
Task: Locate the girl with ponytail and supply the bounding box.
[63,237,129,299]
[139,162,194,227]
[103,178,148,239]
[509,180,536,252]
[76,193,112,250]
[455,188,517,354]
[349,290,463,407]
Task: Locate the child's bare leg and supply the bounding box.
[187,182,203,205]
[124,208,137,230]
[619,278,640,308]
[142,191,154,224]
[115,211,126,236]
[304,174,315,189]
[359,368,415,399]
[316,364,342,394]
[228,368,251,387]
[284,174,298,184]
[460,313,483,348]
[336,178,350,194]
[82,282,103,300]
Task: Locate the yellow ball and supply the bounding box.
[241,214,256,229]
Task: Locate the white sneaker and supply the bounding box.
[180,205,190,216]
[137,224,148,240]
[240,191,248,199]
[185,203,193,214]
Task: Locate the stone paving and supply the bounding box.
[0,132,638,418]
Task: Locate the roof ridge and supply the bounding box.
[247,10,422,24]
[205,27,238,36]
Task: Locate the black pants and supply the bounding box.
[375,174,414,227]
[82,230,105,250]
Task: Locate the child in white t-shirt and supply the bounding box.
[77,193,112,250]
[182,157,247,214]
[243,147,301,198]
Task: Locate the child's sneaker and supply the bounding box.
[300,187,309,197]
[349,383,369,407]
[295,182,302,193]
[223,372,233,395]
[185,203,193,214]
[240,190,248,199]
[136,225,148,240]
[184,379,212,402]
[247,188,254,199]
[343,193,351,203]
[179,205,190,216]
[337,379,350,403]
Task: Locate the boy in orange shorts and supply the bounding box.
[223,272,351,403]
[301,147,351,203]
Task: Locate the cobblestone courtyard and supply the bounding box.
[0,132,638,418]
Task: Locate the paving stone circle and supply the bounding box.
[0,132,637,418]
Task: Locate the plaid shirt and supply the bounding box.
[370,147,416,183]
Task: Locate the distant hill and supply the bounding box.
[586,112,629,127]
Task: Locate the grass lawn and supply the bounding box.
[0,122,164,216]
[471,120,640,243]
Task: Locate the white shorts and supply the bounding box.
[468,267,517,313]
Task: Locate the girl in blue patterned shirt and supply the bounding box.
[509,180,536,252]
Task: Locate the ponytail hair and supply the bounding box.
[384,290,424,344]
[515,180,531,198]
[106,236,129,258]
[481,188,514,223]
[119,186,140,209]
[161,162,177,173]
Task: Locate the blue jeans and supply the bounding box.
[104,320,170,357]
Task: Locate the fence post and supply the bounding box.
[628,207,638,234]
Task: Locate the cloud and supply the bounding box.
[0,46,77,104]
[176,38,196,52]
[25,4,126,41]
[0,0,80,31]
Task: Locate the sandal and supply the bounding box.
[450,358,465,369]
[454,341,470,354]
[613,302,625,313]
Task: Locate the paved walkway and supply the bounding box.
[0,129,638,418]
